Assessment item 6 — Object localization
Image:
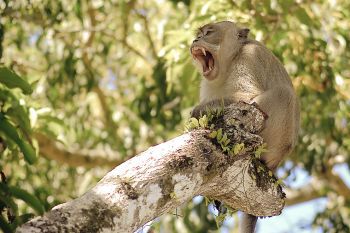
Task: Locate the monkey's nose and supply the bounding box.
[193,39,199,43]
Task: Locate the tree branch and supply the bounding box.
[17,103,285,233]
[326,169,350,198]
[78,5,128,153]
[52,21,150,62]
[120,38,148,61]
[34,133,122,168]
[285,181,326,206]
[136,12,158,59]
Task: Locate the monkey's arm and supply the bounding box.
[251,85,298,169]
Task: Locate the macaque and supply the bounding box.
[190,21,300,233]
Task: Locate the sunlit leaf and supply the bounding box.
[0,66,32,94]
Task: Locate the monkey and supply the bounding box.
[190,21,300,233]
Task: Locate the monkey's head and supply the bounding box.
[190,21,249,81]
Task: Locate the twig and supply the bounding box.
[136,12,158,59]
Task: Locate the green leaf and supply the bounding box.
[254,143,268,159]
[215,213,226,228]
[227,119,236,125]
[232,143,245,155]
[295,8,311,25]
[279,0,294,11]
[216,128,223,141]
[170,192,177,199]
[17,140,37,164]
[0,66,32,94]
[8,186,44,214]
[6,106,31,133]
[17,213,35,225]
[189,117,199,128]
[205,106,211,115]
[220,133,227,144]
[0,215,13,233]
[74,0,83,21]
[204,197,211,206]
[0,187,18,215]
[208,130,217,138]
[276,179,283,185]
[258,165,265,172]
[223,138,230,146]
[198,115,208,128]
[0,113,22,143]
[0,113,37,164]
[216,108,222,117]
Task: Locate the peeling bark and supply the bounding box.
[17,103,285,233]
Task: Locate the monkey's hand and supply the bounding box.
[191,98,235,119]
[245,101,269,120]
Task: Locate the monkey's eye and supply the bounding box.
[204,29,214,36]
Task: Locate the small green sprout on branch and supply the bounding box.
[254,143,268,159]
[185,107,246,157]
[204,196,238,228]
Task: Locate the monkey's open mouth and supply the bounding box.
[191,46,215,76]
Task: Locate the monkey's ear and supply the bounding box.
[238,28,250,39]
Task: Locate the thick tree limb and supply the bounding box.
[35,133,122,168]
[325,169,350,198]
[17,103,285,233]
[285,181,326,206]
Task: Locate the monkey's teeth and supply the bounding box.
[201,48,206,56]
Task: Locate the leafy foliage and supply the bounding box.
[0,0,350,232]
[0,66,42,232]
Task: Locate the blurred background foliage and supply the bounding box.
[0,0,350,232]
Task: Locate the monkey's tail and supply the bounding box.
[240,213,258,233]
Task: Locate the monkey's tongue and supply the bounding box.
[192,47,214,74]
[203,54,214,73]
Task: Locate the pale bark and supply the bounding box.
[17,103,285,233]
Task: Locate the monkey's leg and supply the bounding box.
[251,86,297,170]
[240,87,297,233]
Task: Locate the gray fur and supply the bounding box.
[191,21,300,233]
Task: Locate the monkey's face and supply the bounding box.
[190,21,249,81]
[190,24,221,80]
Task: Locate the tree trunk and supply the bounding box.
[16,103,285,233]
